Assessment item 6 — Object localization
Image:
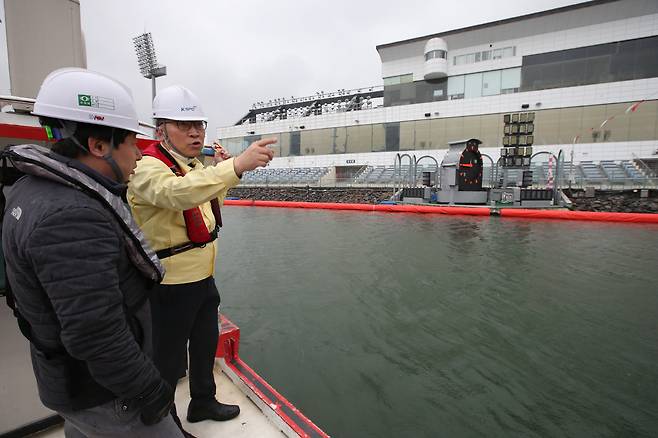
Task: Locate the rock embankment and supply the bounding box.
[227,187,393,204]
[567,190,658,213]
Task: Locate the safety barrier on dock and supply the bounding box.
[223,199,658,224]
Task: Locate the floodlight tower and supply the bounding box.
[132,32,167,103]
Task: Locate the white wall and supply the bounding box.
[0,1,12,96]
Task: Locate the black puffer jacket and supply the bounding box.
[2,171,163,412]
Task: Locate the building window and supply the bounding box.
[383,73,414,86]
[448,75,465,99]
[453,46,516,66]
[464,73,483,98]
[425,50,447,61]
[521,36,658,92]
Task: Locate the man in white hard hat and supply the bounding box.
[1,68,182,437]
[128,85,275,430]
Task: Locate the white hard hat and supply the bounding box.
[32,68,142,134]
[153,85,207,121]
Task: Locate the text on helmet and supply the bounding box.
[78,94,116,110]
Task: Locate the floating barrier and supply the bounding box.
[224,200,490,216]
[500,208,658,224]
[223,199,658,224]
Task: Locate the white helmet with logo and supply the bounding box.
[152,85,207,121]
[32,68,142,134]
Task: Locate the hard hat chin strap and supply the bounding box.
[102,131,125,183]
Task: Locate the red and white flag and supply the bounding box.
[625,100,645,113]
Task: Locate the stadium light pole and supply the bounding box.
[132,32,167,105]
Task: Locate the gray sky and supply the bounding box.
[80,0,584,138]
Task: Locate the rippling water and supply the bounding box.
[215,207,658,438]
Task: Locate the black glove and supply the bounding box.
[138,380,174,426]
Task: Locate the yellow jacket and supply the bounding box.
[128,152,240,285]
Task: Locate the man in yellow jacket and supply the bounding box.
[128,85,274,433]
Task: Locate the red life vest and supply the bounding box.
[141,142,222,259]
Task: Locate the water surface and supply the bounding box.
[216,207,658,438]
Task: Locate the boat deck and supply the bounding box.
[34,365,286,437]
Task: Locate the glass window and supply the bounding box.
[482,70,501,96]
[501,67,521,90]
[628,100,658,141]
[383,74,413,86]
[493,49,503,60]
[289,131,301,156]
[464,73,483,98]
[463,116,481,140]
[585,56,612,84]
[445,117,464,144]
[560,59,588,87]
[482,50,491,61]
[372,124,386,152]
[400,121,415,150]
[333,127,347,154]
[279,132,291,157]
[480,114,501,147]
[425,50,447,61]
[447,75,465,97]
[610,40,637,82]
[557,107,582,144]
[385,123,400,151]
[429,118,447,149]
[345,126,364,153]
[224,137,244,156]
[383,76,400,86]
[521,36,658,93]
[313,128,335,155]
[503,47,516,57]
[384,76,400,87]
[634,37,658,79]
[415,120,431,149]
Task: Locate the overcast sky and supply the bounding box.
[80,0,584,138]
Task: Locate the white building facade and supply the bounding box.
[217,0,658,170]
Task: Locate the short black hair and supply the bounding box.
[40,117,133,158]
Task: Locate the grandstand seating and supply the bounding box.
[237,160,653,187]
[579,161,607,183]
[241,167,330,185]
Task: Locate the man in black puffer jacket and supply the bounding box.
[1,68,183,437]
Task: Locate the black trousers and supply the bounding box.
[150,276,220,401]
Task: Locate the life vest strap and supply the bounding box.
[141,143,222,259]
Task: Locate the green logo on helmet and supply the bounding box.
[78,94,92,106]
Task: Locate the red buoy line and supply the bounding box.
[223,199,658,224]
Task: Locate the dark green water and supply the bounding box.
[215,207,658,438]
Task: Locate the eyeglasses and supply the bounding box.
[166,120,207,131]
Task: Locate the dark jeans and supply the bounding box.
[150,277,220,401]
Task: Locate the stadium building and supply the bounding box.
[216,0,658,187]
